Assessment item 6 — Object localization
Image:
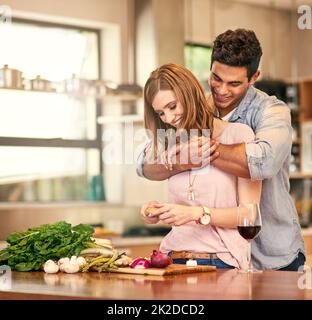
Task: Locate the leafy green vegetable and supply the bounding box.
[0,221,94,271]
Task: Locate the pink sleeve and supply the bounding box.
[234,124,255,144]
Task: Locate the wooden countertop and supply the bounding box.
[1,269,312,300]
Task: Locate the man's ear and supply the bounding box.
[249,70,260,85]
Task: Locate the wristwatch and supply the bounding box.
[198,206,211,225]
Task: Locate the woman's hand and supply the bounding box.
[140,201,162,224]
[149,203,202,226]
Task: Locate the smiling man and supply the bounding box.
[136,29,305,271]
[210,62,259,118]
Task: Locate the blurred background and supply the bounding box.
[1,0,312,255]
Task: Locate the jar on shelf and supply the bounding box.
[91,80,107,97]
[30,75,53,92]
[0,64,23,89]
[64,74,91,95]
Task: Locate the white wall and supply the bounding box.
[135,0,185,86]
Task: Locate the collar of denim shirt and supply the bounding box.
[228,85,258,122]
[213,85,257,122]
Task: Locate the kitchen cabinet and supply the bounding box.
[302,228,312,257]
[288,80,312,227]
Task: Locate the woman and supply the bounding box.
[140,63,262,269]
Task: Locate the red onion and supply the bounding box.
[150,250,172,268]
[130,258,151,269]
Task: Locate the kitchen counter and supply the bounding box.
[1,269,312,300]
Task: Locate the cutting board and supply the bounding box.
[108,264,216,276]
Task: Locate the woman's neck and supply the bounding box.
[211,117,228,140]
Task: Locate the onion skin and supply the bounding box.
[150,250,172,268]
[130,258,151,269]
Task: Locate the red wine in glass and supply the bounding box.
[237,203,262,273]
[237,226,261,240]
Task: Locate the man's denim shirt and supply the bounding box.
[136,85,305,270]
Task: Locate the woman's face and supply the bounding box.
[152,90,184,128]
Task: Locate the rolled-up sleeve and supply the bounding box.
[245,104,292,181]
[136,141,152,177]
[136,145,146,177]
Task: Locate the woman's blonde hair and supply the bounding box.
[144,63,214,151]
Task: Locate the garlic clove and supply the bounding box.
[58,257,70,266]
[76,256,86,266]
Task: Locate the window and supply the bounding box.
[0,19,102,202]
[184,42,212,91]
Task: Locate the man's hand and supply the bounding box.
[148,203,202,226]
[142,136,220,181]
[165,136,219,171]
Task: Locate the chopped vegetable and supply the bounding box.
[130,258,151,269]
[115,255,133,266]
[186,259,197,267]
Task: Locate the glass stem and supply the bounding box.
[247,241,252,271]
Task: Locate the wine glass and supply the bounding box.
[237,203,262,273]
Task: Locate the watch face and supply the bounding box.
[200,214,210,225]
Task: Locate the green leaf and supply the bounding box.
[15,261,38,272]
[3,221,93,271]
[72,223,94,235]
[0,249,10,262]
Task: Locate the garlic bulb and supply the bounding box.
[76,256,86,267]
[63,262,80,274]
[43,260,59,274]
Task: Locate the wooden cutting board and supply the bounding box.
[108,264,216,276]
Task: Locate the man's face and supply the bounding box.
[209,61,259,116]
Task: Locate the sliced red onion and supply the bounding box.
[130,258,151,269]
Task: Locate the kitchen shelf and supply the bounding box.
[292,140,301,144]
[0,171,84,185]
[0,86,142,101]
[97,114,144,124]
[290,172,312,179]
[0,201,118,210]
[0,136,99,148]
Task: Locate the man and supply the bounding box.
[136,29,305,271]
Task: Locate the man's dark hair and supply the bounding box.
[211,29,263,81]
